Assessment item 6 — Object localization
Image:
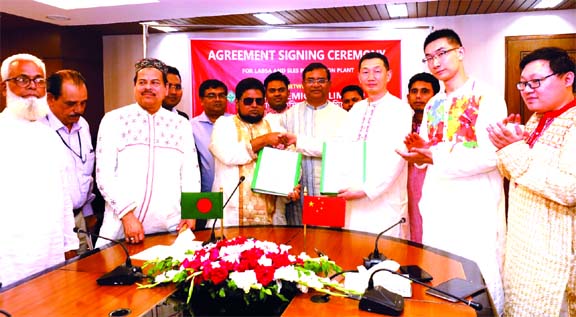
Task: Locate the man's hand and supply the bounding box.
[337,188,366,200]
[287,184,301,201]
[177,219,196,232]
[404,133,428,150]
[121,211,145,244]
[487,114,526,150]
[396,147,433,165]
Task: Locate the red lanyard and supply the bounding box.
[526,98,576,148]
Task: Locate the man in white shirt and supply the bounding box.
[40,69,96,254]
[339,52,413,236]
[280,63,347,225]
[0,53,78,288]
[96,58,200,245]
[397,29,506,314]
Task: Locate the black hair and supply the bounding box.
[235,77,265,100]
[423,29,463,50]
[408,72,440,94]
[358,52,390,71]
[264,71,290,90]
[302,62,331,81]
[46,69,86,99]
[520,47,576,92]
[199,79,228,97]
[340,85,364,99]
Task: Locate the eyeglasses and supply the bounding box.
[4,75,46,88]
[168,83,182,90]
[422,47,460,64]
[516,73,557,90]
[204,93,227,100]
[304,78,328,85]
[242,97,265,106]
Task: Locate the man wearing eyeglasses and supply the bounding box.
[95,58,200,246]
[487,47,575,317]
[279,62,347,225]
[39,70,96,254]
[396,29,507,314]
[0,54,79,287]
[191,79,230,229]
[210,77,299,226]
[162,65,189,120]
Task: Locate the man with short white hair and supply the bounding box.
[0,53,78,288]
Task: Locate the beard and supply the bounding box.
[238,111,263,124]
[5,88,49,121]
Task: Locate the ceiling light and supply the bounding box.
[146,21,179,33]
[386,4,409,18]
[254,13,285,25]
[34,0,159,10]
[534,0,563,8]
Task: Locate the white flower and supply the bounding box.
[297,252,311,261]
[274,266,299,282]
[229,270,259,293]
[154,269,181,284]
[258,255,272,267]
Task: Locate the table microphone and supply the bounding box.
[363,218,406,269]
[204,175,245,246]
[73,228,143,286]
[359,268,405,316]
[380,268,483,311]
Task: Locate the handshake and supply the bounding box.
[261,132,297,150]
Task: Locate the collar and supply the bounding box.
[305,101,329,110]
[541,98,576,120]
[45,108,81,134]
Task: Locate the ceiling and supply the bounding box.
[1,0,575,35]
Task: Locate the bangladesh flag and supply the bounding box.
[181,192,223,219]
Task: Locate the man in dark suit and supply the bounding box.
[162,65,189,119]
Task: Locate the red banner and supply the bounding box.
[190,40,401,117]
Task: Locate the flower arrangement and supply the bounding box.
[138,236,356,315]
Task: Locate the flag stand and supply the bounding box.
[303,224,307,251]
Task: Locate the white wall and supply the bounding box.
[103,9,576,115]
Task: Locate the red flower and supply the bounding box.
[255,265,275,286]
[203,263,229,285]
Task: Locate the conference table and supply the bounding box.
[0,226,496,316]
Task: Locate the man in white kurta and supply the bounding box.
[338,53,412,236]
[96,58,200,246]
[0,54,78,287]
[280,63,347,225]
[210,78,291,227]
[398,30,506,314]
[487,47,576,317]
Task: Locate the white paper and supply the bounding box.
[130,229,203,262]
[321,141,365,194]
[252,147,300,196]
[343,260,412,298]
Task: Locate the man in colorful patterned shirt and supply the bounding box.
[397,29,507,314]
[487,47,575,317]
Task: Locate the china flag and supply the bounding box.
[181,192,223,219]
[303,196,346,227]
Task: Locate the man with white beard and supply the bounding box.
[0,53,78,289]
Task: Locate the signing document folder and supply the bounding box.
[251,147,302,196]
[320,140,366,195]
